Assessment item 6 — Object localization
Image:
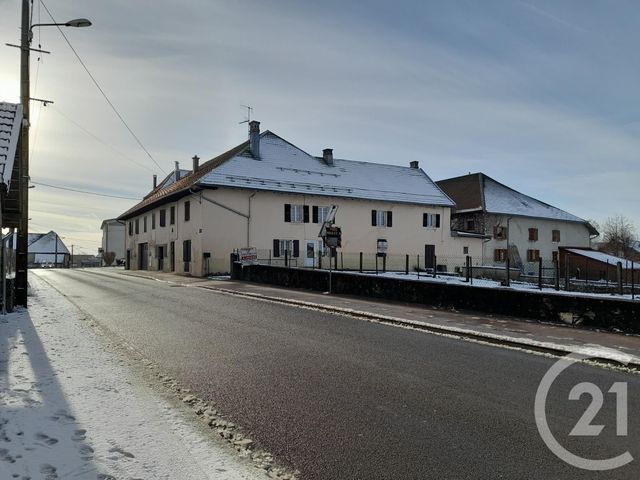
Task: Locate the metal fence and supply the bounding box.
[246,249,637,299]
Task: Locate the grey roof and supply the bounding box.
[200,132,454,206]
[0,102,23,188]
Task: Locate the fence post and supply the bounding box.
[465,256,470,282]
[382,255,386,273]
[585,258,589,288]
[470,256,473,285]
[538,257,543,290]
[340,252,344,271]
[269,249,272,266]
[564,256,570,291]
[606,260,610,287]
[285,250,289,268]
[359,252,363,273]
[617,261,623,295]
[417,255,420,279]
[433,255,437,278]
[375,255,378,275]
[554,259,560,291]
[318,252,322,270]
[632,261,635,299]
[505,255,510,286]
[405,254,409,275]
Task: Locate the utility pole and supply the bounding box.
[71,244,74,268]
[15,0,30,305]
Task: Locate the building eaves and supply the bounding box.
[118,140,249,220]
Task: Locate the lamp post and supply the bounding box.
[14,0,90,305]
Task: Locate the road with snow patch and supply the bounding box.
[35,268,640,480]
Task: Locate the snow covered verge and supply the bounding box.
[0,274,274,480]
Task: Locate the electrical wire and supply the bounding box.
[31,181,141,200]
[38,0,167,174]
[50,105,157,174]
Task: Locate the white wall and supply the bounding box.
[124,188,484,276]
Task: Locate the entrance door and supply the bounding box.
[157,245,165,271]
[304,240,317,267]
[425,244,435,270]
[138,243,149,270]
[125,249,131,270]
[170,241,175,272]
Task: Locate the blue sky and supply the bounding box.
[0,0,638,252]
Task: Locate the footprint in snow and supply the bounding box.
[35,433,59,446]
[108,446,135,459]
[72,429,87,441]
[0,448,15,463]
[96,474,116,480]
[79,444,94,460]
[39,464,58,479]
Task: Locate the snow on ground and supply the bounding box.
[340,270,639,301]
[0,274,267,480]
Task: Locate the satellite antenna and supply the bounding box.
[239,105,253,125]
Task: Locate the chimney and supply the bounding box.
[192,155,200,173]
[249,120,260,158]
[153,174,157,189]
[409,161,419,169]
[323,148,334,166]
[174,161,180,181]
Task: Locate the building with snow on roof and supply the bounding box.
[119,121,483,276]
[437,173,598,269]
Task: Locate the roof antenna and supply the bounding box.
[238,105,253,125]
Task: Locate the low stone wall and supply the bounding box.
[231,263,640,333]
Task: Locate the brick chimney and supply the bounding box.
[153,174,157,189]
[174,161,180,181]
[409,161,419,169]
[323,148,334,166]
[192,155,200,173]
[249,120,260,159]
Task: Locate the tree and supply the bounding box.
[600,215,636,258]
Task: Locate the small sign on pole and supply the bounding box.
[239,247,258,265]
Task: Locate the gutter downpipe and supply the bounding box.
[189,189,251,247]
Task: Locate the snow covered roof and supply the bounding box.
[201,132,453,206]
[564,248,639,269]
[120,128,453,219]
[0,102,23,188]
[437,173,594,228]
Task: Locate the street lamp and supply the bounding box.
[14,0,91,306]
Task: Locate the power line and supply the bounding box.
[38,0,167,175]
[31,181,141,200]
[50,105,157,174]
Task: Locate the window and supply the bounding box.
[463,246,469,255]
[493,225,507,240]
[284,204,309,223]
[184,201,191,221]
[170,206,175,225]
[528,228,538,241]
[313,206,330,224]
[128,221,133,236]
[272,239,300,257]
[152,213,156,230]
[466,219,475,231]
[143,216,147,233]
[552,251,559,262]
[494,248,507,262]
[423,213,441,228]
[527,249,540,262]
[159,209,166,227]
[371,209,392,227]
[183,239,191,272]
[552,229,561,242]
[135,218,139,235]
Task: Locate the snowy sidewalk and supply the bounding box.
[0,274,267,480]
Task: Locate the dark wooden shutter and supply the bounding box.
[284,204,291,222]
[273,239,280,257]
[423,213,428,227]
[303,206,309,223]
[293,240,300,257]
[371,210,377,226]
[435,214,441,228]
[387,211,393,227]
[312,206,319,223]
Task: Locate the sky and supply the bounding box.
[0,0,638,254]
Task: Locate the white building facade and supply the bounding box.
[119,122,484,276]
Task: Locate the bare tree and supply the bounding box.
[600,215,636,258]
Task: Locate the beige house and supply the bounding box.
[437,173,599,270]
[119,122,483,276]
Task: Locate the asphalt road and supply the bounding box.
[34,269,640,479]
